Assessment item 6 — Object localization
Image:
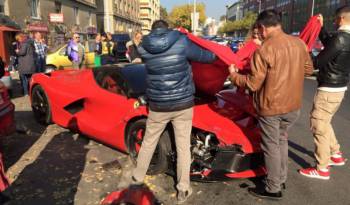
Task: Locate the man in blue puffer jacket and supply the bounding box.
[132,20,216,204]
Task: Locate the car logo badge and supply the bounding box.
[134,101,140,109]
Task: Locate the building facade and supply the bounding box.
[242,0,350,33]
[139,0,160,34]
[1,0,98,46]
[96,0,141,34]
[226,0,244,21]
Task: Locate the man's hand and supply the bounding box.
[228,64,239,74]
[317,14,324,27]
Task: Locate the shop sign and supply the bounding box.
[49,13,64,23]
[27,24,49,32]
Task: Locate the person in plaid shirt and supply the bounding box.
[33,32,47,73]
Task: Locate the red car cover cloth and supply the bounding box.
[236,40,260,70]
[0,151,9,192]
[299,15,322,51]
[101,186,157,205]
[179,17,321,95]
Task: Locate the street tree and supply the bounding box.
[168,3,207,31]
[218,12,257,35]
[160,6,168,21]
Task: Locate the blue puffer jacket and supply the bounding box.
[138,28,216,112]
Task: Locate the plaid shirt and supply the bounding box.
[34,40,47,59]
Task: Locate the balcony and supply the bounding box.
[75,0,97,8]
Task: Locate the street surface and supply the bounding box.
[2,78,350,205]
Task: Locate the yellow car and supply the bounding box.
[46,41,96,70]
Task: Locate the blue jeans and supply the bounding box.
[20,74,32,96]
[36,57,46,73]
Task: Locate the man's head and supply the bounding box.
[34,32,42,41]
[107,32,112,40]
[151,20,169,30]
[134,32,143,44]
[72,33,80,43]
[256,10,282,39]
[335,6,350,28]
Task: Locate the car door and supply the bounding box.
[56,46,74,69]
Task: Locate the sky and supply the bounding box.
[161,0,231,21]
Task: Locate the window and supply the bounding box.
[74,7,79,25]
[31,0,40,18]
[54,1,62,13]
[0,0,4,13]
[88,11,92,26]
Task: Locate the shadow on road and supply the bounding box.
[3,131,89,205]
[3,111,47,171]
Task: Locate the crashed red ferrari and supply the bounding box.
[29,62,265,181]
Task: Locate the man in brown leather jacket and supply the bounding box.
[229,10,313,200]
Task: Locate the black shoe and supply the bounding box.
[281,183,286,190]
[248,188,282,200]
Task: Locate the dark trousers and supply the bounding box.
[258,110,300,193]
[20,74,32,96]
[35,57,46,73]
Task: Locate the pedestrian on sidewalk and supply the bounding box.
[67,33,85,69]
[94,33,102,67]
[299,6,350,180]
[131,20,216,204]
[8,34,20,72]
[101,32,116,65]
[33,32,47,73]
[229,10,313,200]
[127,31,143,63]
[16,33,36,96]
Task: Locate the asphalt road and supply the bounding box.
[2,78,350,205]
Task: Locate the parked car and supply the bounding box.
[0,81,15,137]
[45,40,96,71]
[30,63,265,181]
[211,37,229,46]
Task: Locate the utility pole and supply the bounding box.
[258,0,261,14]
[193,0,197,34]
[311,0,315,17]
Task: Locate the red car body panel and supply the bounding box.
[0,88,15,137]
[30,66,264,178]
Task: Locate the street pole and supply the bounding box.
[258,0,261,14]
[311,0,315,17]
[193,0,197,35]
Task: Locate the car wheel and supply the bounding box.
[31,85,52,125]
[126,119,172,175]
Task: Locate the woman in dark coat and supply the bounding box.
[16,34,36,96]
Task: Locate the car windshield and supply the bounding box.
[93,64,147,98]
[48,44,65,54]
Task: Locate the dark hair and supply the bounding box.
[151,20,169,30]
[256,9,282,28]
[336,5,350,17]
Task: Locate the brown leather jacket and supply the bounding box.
[231,30,314,116]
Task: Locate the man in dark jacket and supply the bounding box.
[131,20,216,204]
[16,34,36,96]
[299,6,350,179]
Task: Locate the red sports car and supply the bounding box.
[29,63,265,181]
[0,80,15,137]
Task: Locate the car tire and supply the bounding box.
[31,85,52,125]
[126,119,172,175]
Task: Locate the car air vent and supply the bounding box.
[64,99,85,115]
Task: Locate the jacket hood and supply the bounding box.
[141,28,181,54]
